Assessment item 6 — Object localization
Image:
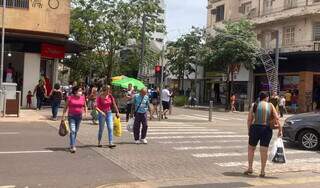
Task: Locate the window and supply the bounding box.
[263,0,273,15]
[313,23,320,41]
[284,0,298,9]
[239,2,252,15]
[216,5,225,22]
[0,0,29,9]
[283,26,295,45]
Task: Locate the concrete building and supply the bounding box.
[207,0,320,112]
[0,0,82,107]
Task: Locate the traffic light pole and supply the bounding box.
[139,15,147,79]
[158,44,165,121]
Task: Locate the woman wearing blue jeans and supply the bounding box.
[62,86,87,153]
[96,85,120,148]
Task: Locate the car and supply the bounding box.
[283,113,320,150]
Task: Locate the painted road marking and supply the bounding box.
[0,150,54,154]
[148,135,248,139]
[159,140,247,144]
[193,150,313,158]
[216,158,320,167]
[148,132,235,135]
[173,145,247,151]
[0,132,20,135]
[148,129,219,132]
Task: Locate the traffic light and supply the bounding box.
[155,65,162,74]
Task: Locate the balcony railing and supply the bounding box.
[0,0,29,9]
[262,0,307,16]
[261,40,319,53]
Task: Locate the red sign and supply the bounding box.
[41,43,65,59]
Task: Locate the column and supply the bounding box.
[23,53,40,107]
[298,71,313,112]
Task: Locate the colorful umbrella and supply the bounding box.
[112,76,145,90]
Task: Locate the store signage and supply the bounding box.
[41,43,65,59]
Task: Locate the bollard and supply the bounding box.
[209,100,213,122]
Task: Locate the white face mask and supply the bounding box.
[77,92,83,96]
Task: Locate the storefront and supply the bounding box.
[2,30,85,107]
[254,51,320,112]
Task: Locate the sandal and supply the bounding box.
[244,170,253,175]
[259,173,266,178]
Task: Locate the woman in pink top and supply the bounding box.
[62,86,87,153]
[96,85,120,148]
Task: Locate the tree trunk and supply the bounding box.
[106,52,114,85]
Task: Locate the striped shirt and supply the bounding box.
[253,101,273,126]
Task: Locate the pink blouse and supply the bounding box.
[96,95,114,113]
[68,96,85,116]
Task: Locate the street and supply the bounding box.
[1,108,320,188]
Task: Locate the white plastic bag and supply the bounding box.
[127,118,134,132]
[269,138,286,164]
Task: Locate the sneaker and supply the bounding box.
[70,147,76,153]
[140,139,148,144]
[135,140,141,144]
[109,143,116,148]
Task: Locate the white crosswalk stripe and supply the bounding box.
[148,129,219,132]
[173,145,246,151]
[192,150,312,158]
[148,132,235,135]
[148,135,248,139]
[215,158,320,167]
[158,140,247,144]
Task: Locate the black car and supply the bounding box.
[283,113,320,150]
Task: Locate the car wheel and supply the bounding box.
[298,130,320,150]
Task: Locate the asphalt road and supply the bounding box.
[0,122,139,188]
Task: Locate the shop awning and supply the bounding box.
[2,30,91,54]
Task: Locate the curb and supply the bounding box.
[96,182,155,188]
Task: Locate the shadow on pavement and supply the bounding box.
[223,172,278,180]
[161,182,253,188]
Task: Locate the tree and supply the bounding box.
[206,19,258,108]
[68,0,165,83]
[166,27,205,93]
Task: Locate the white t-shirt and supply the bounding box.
[279,98,286,106]
[161,89,171,102]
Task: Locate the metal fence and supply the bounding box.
[0,0,29,9]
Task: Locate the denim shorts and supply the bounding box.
[249,124,273,147]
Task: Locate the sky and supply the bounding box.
[165,0,207,41]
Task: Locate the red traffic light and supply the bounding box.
[155,65,162,73]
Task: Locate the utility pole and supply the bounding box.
[158,43,165,121]
[139,14,147,80]
[275,30,280,93]
[0,0,6,87]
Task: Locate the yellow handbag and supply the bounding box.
[113,117,122,137]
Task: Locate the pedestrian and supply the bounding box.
[89,86,98,124]
[245,92,282,177]
[33,80,47,110]
[133,88,151,144]
[125,83,134,122]
[62,86,87,153]
[26,90,33,109]
[279,95,286,118]
[269,91,279,113]
[230,93,236,112]
[96,85,120,148]
[285,90,292,107]
[291,93,298,114]
[49,83,63,121]
[150,87,160,120]
[161,85,172,119]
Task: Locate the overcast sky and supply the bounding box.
[165,0,207,41]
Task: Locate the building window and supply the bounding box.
[239,2,253,14]
[313,23,320,41]
[284,0,298,9]
[283,26,295,45]
[216,5,225,22]
[263,0,273,15]
[0,0,29,9]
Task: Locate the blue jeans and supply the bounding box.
[36,96,44,109]
[98,111,113,144]
[68,115,82,147]
[51,100,61,118]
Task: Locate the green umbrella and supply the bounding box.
[112,77,145,90]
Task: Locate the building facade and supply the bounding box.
[207,0,320,112]
[0,0,81,107]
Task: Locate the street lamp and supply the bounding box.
[0,0,5,87]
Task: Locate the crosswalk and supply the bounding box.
[123,113,319,174]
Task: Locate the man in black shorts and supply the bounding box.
[161,85,172,119]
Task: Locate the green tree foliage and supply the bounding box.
[166,27,206,91]
[68,0,165,83]
[206,19,258,107]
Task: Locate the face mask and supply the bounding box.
[77,92,83,96]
